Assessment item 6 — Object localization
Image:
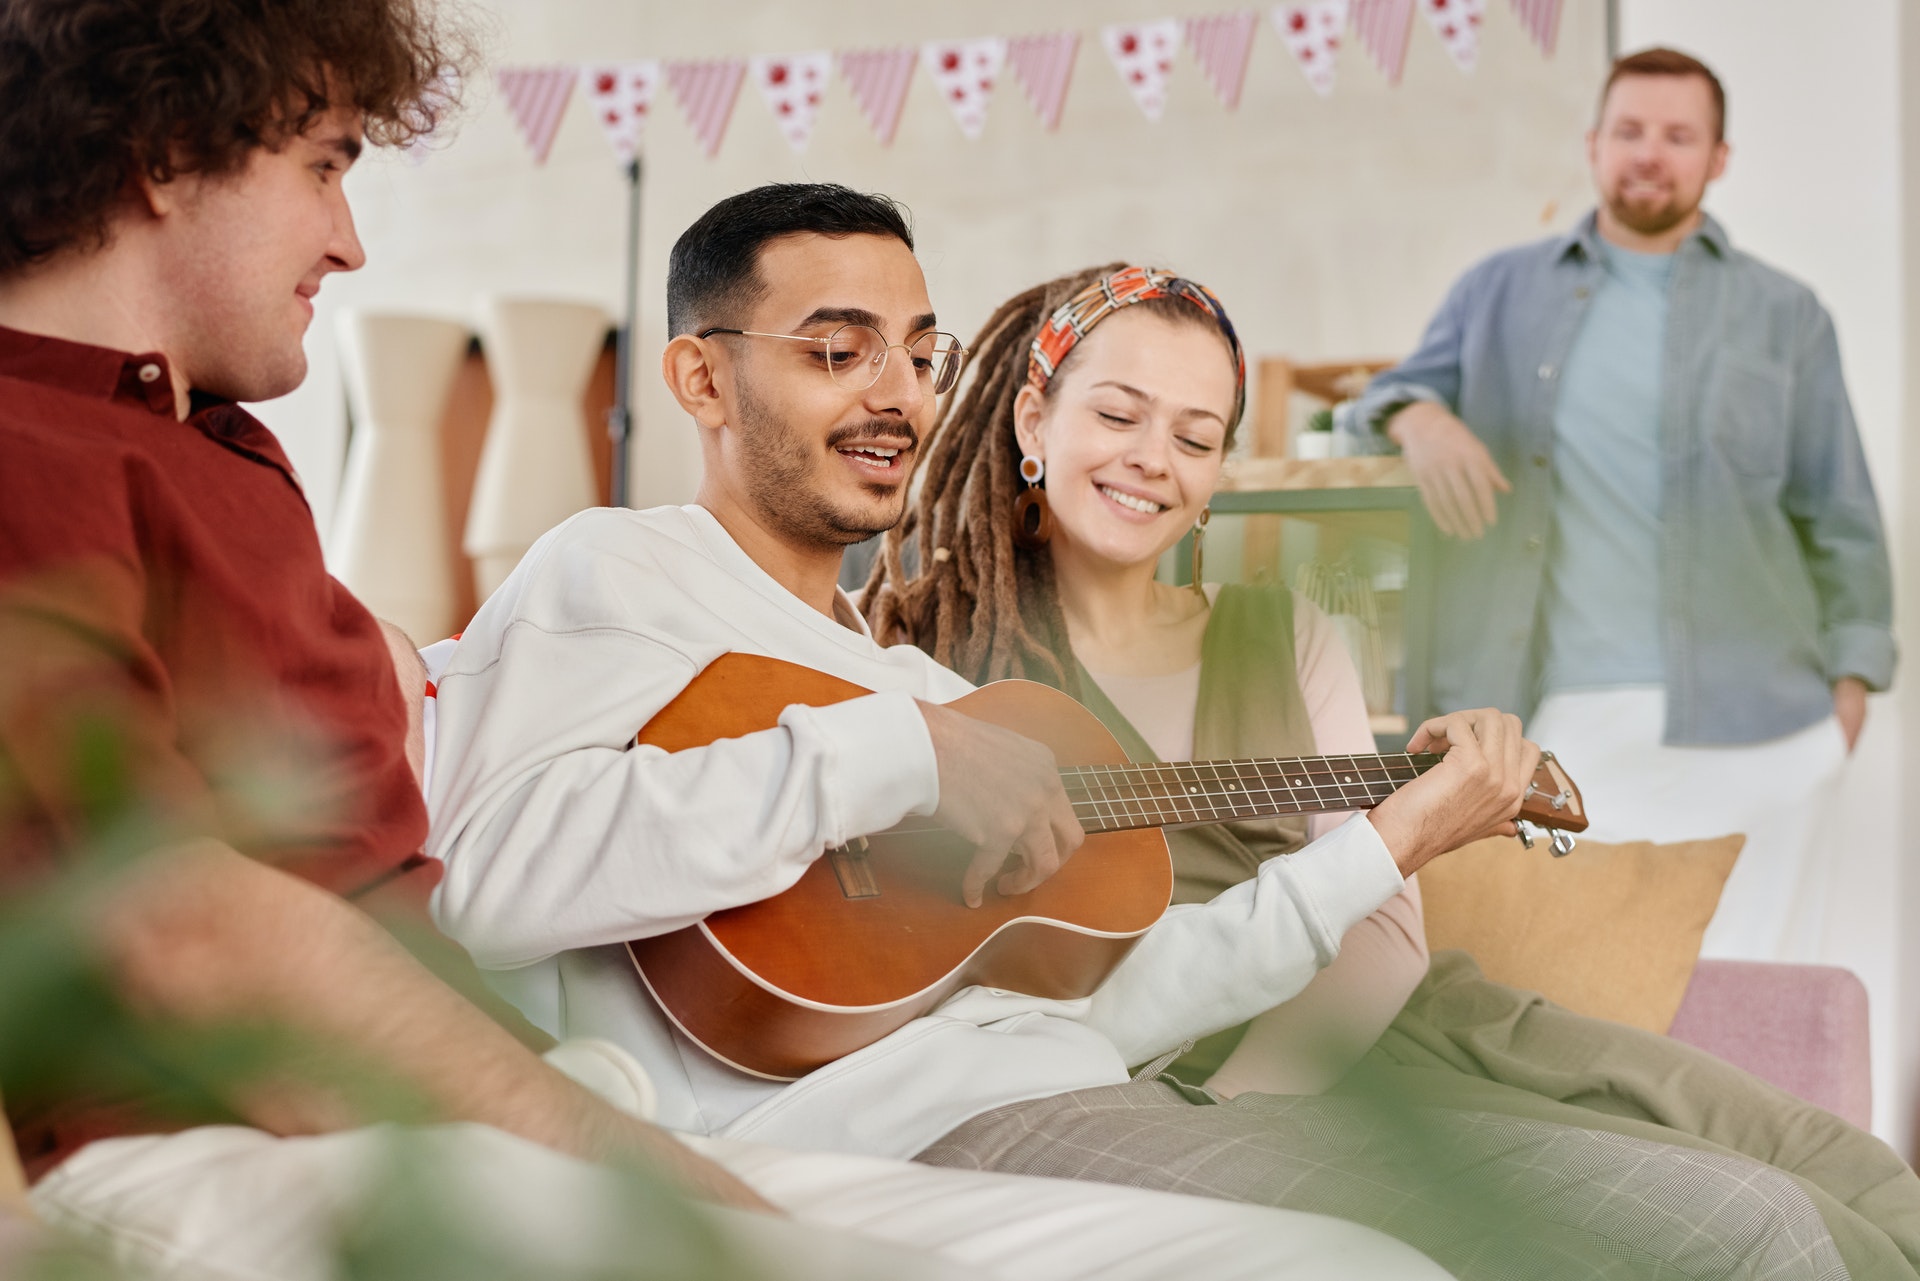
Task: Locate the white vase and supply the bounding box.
[464,296,609,601]
[329,310,471,642]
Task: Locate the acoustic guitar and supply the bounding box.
[628,653,1586,1081]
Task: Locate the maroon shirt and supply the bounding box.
[0,324,434,1174]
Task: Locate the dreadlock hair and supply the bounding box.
[863,264,1240,693]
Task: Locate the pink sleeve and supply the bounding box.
[1202,595,1428,1098]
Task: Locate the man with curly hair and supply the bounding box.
[0,2,1455,1278]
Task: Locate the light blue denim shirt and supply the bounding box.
[1345,211,1895,745]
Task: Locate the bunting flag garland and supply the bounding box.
[922,38,1008,140]
[750,51,831,152]
[1421,0,1484,73]
[582,61,659,164]
[1350,0,1416,85]
[1185,11,1261,111]
[666,58,746,158]
[493,7,1567,166]
[1272,1,1349,96]
[496,65,577,165]
[839,46,918,145]
[1101,19,1182,122]
[1509,0,1562,55]
[1006,31,1080,131]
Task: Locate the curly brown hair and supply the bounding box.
[0,0,474,274]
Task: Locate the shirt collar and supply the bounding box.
[0,324,180,417]
[1556,208,1731,263]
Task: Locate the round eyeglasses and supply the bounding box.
[697,323,968,396]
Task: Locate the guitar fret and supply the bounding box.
[1060,752,1445,833]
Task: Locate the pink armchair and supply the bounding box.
[1667,960,1872,1130]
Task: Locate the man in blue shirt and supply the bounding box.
[1348,48,1894,961]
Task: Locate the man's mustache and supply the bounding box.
[826,421,919,451]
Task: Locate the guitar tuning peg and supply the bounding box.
[1550,830,1577,858]
[1515,821,1537,850]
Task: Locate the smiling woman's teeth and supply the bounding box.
[1100,485,1164,514]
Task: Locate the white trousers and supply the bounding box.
[25,1123,1451,1281]
[1527,687,1849,963]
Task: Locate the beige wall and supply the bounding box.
[263,0,1609,529]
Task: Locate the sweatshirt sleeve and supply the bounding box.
[424,530,942,971]
[1082,814,1405,1065]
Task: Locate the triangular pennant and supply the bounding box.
[582,61,660,164]
[1421,0,1485,73]
[666,58,746,159]
[839,46,917,145]
[1184,11,1260,111]
[496,65,577,165]
[1509,0,1562,55]
[921,38,1008,140]
[750,51,831,153]
[1006,31,1080,132]
[1350,0,1416,85]
[1101,19,1182,122]
[1272,1,1349,97]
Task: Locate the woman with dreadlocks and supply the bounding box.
[868,267,1920,1272]
[863,263,1427,1094]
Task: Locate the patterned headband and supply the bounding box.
[1027,265,1247,431]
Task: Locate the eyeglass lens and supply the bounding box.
[826,325,964,395]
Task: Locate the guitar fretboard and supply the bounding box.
[1059,753,1442,834]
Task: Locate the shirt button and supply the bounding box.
[1524,535,1545,551]
[1574,287,1591,300]
[1532,453,1550,468]
[1537,364,1557,381]
[137,363,163,383]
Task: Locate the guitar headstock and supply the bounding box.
[1516,751,1587,856]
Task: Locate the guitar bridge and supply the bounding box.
[828,836,880,899]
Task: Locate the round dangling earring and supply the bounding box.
[1189,507,1211,598]
[1012,454,1053,549]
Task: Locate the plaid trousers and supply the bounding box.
[917,1081,1846,1281]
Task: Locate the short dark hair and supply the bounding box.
[1600,47,1726,141]
[667,183,915,336]
[0,0,471,275]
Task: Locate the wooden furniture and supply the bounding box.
[1250,357,1397,460]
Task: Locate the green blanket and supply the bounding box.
[1337,952,1920,1279]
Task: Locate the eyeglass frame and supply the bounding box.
[695,322,969,395]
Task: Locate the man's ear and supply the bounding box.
[1707,138,1731,184]
[1012,383,1048,461]
[661,334,730,430]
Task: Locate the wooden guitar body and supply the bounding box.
[627,654,1172,1081]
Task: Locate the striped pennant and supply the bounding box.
[582,61,660,165]
[1006,31,1080,131]
[1272,1,1349,97]
[667,58,746,158]
[1509,0,1562,55]
[1421,0,1485,73]
[839,46,917,145]
[1350,0,1416,84]
[1184,11,1261,110]
[496,66,577,165]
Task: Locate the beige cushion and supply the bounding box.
[1419,834,1743,1034]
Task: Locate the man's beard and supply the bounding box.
[732,382,916,549]
[1604,180,1701,238]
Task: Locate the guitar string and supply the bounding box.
[1060,754,1434,832]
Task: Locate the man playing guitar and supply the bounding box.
[424,184,1845,1277]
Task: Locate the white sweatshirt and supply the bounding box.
[426,505,1406,1160]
